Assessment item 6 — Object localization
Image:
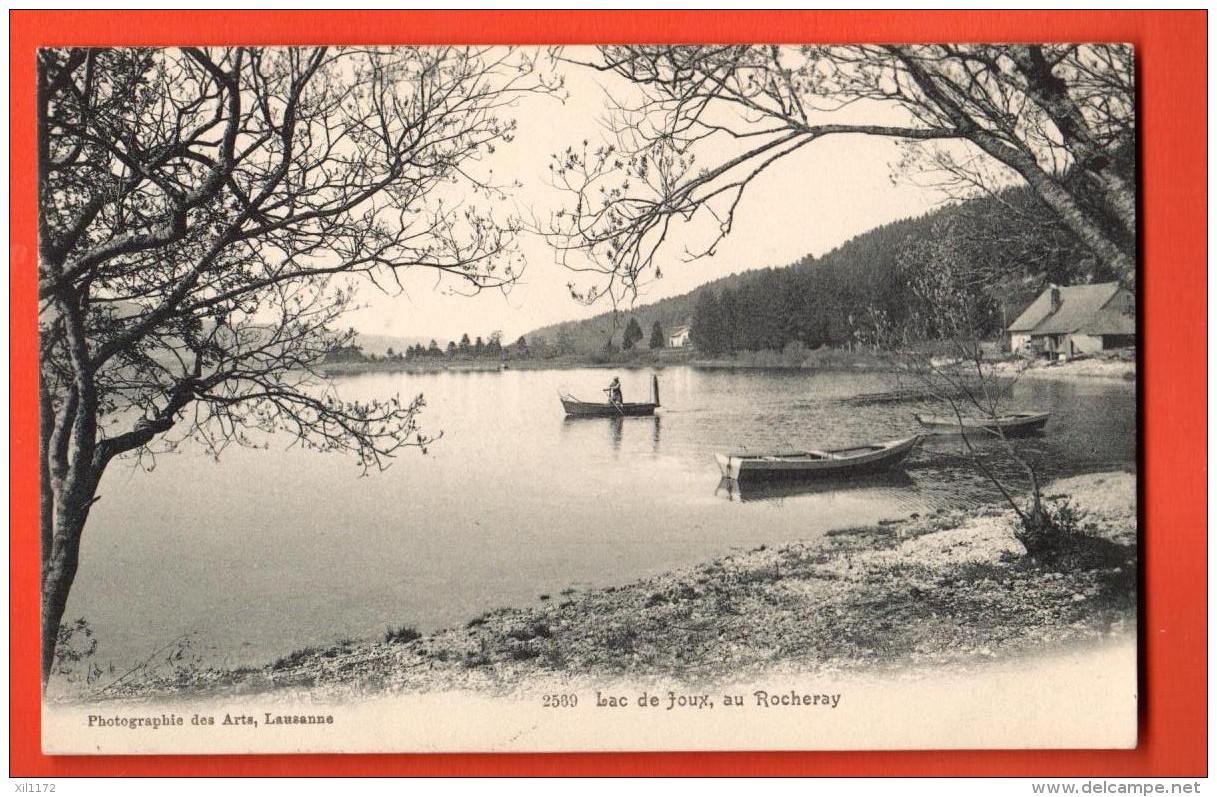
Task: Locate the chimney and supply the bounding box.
[1049,285,1061,313]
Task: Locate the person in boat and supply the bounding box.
[605,376,623,405]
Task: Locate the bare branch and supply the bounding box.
[548,45,1135,304]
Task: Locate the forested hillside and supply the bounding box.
[522,185,1111,358]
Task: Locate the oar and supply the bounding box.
[603,386,625,416]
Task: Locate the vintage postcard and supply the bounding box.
[36,42,1138,755]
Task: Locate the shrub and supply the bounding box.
[383,626,422,644]
[464,649,492,668]
[320,640,355,658]
[506,621,552,642]
[52,618,107,688]
[1015,498,1130,570]
[272,646,319,671]
[1016,498,1079,557]
[55,618,98,674]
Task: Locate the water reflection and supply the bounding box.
[716,471,916,503]
[73,365,1134,671]
[840,379,1015,408]
[561,414,662,454]
[918,429,1044,455]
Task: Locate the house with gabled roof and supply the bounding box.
[1008,282,1135,360]
[667,324,692,348]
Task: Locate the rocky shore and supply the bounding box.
[992,357,1136,381]
[88,472,1135,702]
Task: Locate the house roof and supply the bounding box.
[1007,282,1128,335]
[1079,307,1136,336]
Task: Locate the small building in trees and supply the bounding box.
[667,324,692,348]
[1008,282,1135,360]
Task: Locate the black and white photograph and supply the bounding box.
[37,43,1138,754]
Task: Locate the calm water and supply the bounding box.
[68,366,1136,671]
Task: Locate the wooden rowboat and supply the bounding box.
[559,396,659,417]
[560,375,660,418]
[914,411,1050,436]
[716,470,915,502]
[715,435,921,481]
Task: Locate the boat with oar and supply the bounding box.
[914,411,1050,437]
[560,374,661,418]
[714,435,921,482]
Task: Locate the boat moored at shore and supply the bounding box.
[915,411,1050,437]
[715,435,921,482]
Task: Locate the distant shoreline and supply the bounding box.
[319,350,694,376]
[320,345,887,376]
[321,351,1136,381]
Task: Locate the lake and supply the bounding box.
[67,366,1136,673]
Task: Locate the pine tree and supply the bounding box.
[622,317,644,350]
[691,289,724,354]
[649,320,664,349]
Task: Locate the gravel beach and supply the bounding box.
[88,471,1136,702]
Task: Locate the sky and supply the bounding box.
[343,49,950,345]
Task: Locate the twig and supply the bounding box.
[93,633,193,696]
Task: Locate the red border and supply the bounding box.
[10,10,1207,777]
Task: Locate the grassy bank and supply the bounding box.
[87,471,1136,702]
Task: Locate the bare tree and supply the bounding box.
[37,46,549,687]
[887,217,1052,544]
[548,44,1134,300]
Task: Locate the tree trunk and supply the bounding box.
[1034,177,1136,284]
[968,131,1136,282]
[41,498,89,690]
[40,457,100,690]
[1092,169,1137,247]
[39,381,54,570]
[1007,46,1137,251]
[895,50,1136,283]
